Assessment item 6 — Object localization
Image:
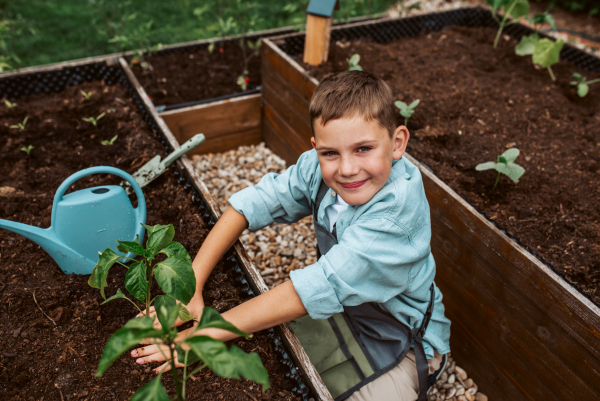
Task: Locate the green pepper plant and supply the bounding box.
[83,112,105,127]
[10,116,27,130]
[101,134,118,146]
[487,0,530,48]
[90,223,270,400]
[570,73,600,97]
[394,99,420,126]
[476,148,525,187]
[20,145,34,156]
[4,99,16,108]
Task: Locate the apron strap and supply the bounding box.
[413,284,436,401]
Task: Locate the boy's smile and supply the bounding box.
[312,116,409,206]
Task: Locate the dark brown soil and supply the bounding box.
[0,81,300,400]
[130,40,262,107]
[302,25,600,304]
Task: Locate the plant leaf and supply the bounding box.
[154,257,196,304]
[496,162,525,182]
[142,223,175,254]
[159,241,192,263]
[348,65,363,71]
[394,101,407,111]
[544,14,557,31]
[515,34,538,56]
[101,288,131,305]
[408,99,420,109]
[577,82,589,97]
[501,148,520,162]
[508,0,529,18]
[117,235,145,256]
[125,261,148,302]
[130,375,170,401]
[154,295,179,333]
[533,38,564,69]
[178,305,196,322]
[349,54,360,65]
[572,72,582,80]
[96,317,162,376]
[195,307,249,337]
[88,248,122,299]
[475,161,496,171]
[229,345,270,391]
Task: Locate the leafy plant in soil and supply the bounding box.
[80,90,93,100]
[570,72,600,97]
[395,99,420,126]
[90,223,269,400]
[515,11,556,55]
[0,15,34,72]
[487,0,530,48]
[476,148,526,187]
[347,54,363,71]
[108,17,161,71]
[10,116,27,130]
[20,144,34,156]
[101,134,118,146]
[4,99,16,108]
[83,112,105,127]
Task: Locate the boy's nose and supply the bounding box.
[339,157,359,177]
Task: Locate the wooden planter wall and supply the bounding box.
[258,11,600,401]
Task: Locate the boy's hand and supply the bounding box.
[130,326,195,373]
[135,294,205,330]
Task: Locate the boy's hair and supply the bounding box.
[309,71,396,137]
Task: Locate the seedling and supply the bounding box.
[90,224,269,400]
[208,41,215,54]
[247,38,262,57]
[10,116,28,130]
[476,148,525,187]
[80,90,93,100]
[515,12,556,56]
[83,112,105,127]
[101,134,118,146]
[487,0,530,48]
[20,145,34,156]
[4,99,16,108]
[570,73,600,97]
[394,99,420,126]
[347,54,363,71]
[236,70,250,91]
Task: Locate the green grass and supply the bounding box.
[2,0,396,69]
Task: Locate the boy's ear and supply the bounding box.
[392,126,410,160]
[311,137,316,149]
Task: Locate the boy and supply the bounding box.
[132,71,451,401]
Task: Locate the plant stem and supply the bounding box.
[404,117,408,126]
[547,66,556,81]
[493,2,517,48]
[494,172,500,188]
[169,345,184,401]
[145,259,152,317]
[587,78,600,85]
[182,350,190,399]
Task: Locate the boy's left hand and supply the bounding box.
[130,326,195,373]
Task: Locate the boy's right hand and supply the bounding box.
[136,293,205,330]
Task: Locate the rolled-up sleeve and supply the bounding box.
[228,150,318,232]
[290,217,429,319]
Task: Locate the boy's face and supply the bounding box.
[312,116,409,206]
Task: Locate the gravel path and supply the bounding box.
[192,143,488,401]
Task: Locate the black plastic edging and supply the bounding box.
[0,61,314,401]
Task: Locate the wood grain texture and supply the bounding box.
[304,14,332,66]
[260,37,600,400]
[160,94,262,155]
[120,57,333,401]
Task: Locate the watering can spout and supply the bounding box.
[0,218,94,274]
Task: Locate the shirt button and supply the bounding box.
[330,191,336,197]
[404,173,410,180]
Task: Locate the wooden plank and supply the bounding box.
[304,14,333,66]
[119,57,332,401]
[263,103,311,159]
[263,39,319,103]
[262,118,303,167]
[160,93,262,155]
[262,61,313,141]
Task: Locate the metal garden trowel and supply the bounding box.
[124,133,206,194]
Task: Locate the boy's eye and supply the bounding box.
[322,151,337,156]
[357,146,372,153]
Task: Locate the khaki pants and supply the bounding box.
[347,349,445,401]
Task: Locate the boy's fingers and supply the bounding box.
[153,358,184,374]
[136,306,156,318]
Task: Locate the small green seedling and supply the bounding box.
[487,0,530,48]
[532,38,564,81]
[247,38,262,57]
[90,224,269,401]
[208,41,215,53]
[237,70,250,91]
[83,112,105,127]
[347,54,363,71]
[515,12,556,56]
[101,135,118,146]
[476,148,525,187]
[4,99,16,108]
[570,73,600,97]
[80,90,93,100]
[394,99,420,126]
[10,116,28,130]
[20,145,34,156]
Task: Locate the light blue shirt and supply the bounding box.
[228,149,451,358]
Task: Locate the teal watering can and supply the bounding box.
[0,166,146,275]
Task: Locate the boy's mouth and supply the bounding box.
[340,179,368,189]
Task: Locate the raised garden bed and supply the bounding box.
[259,7,600,401]
[0,59,330,401]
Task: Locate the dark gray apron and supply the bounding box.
[290,180,434,401]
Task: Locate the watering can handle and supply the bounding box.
[51,166,147,231]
